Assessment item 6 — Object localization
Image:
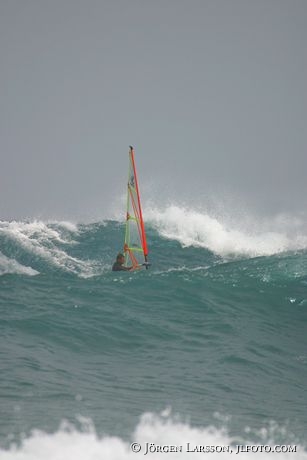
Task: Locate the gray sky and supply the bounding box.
[1,0,306,221]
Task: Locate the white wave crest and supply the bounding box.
[0,412,305,459]
[0,220,96,278]
[145,206,307,257]
[0,252,39,276]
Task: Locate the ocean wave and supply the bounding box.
[1,214,307,278]
[0,252,38,276]
[0,412,305,459]
[144,206,307,257]
[0,220,99,278]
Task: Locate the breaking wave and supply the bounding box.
[145,205,307,257]
[0,220,101,278]
[1,412,305,459]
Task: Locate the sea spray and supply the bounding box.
[144,205,307,257]
[0,413,305,459]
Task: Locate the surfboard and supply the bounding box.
[123,146,149,270]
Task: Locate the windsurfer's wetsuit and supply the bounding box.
[112,262,130,271]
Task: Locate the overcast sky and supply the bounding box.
[1,0,306,221]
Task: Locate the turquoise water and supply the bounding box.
[0,214,307,458]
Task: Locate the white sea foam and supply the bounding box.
[144,206,307,257]
[0,220,97,278]
[0,412,305,459]
[50,221,79,233]
[0,252,39,276]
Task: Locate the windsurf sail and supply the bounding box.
[124,146,149,269]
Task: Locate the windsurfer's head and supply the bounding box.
[116,253,125,264]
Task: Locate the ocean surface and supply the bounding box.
[1,206,307,459]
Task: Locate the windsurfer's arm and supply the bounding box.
[112,261,131,271]
[129,264,145,271]
[130,263,150,271]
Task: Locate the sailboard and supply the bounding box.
[123,146,149,269]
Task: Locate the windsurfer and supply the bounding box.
[112,253,132,271]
